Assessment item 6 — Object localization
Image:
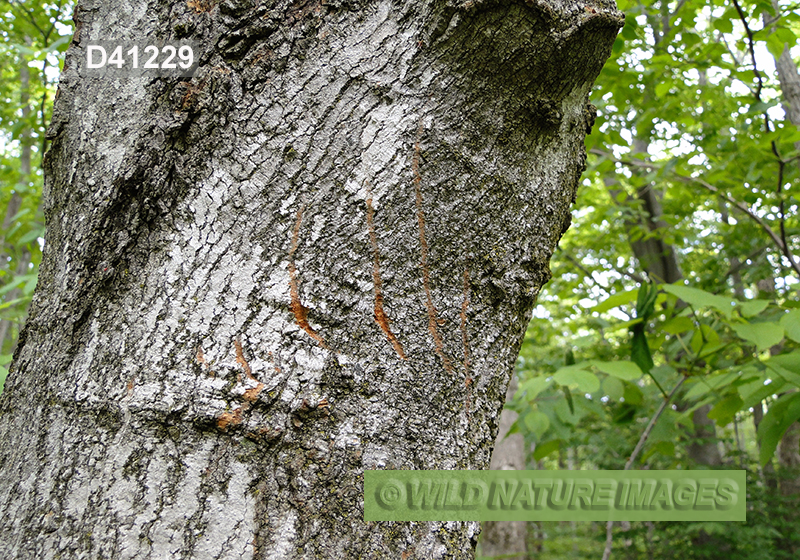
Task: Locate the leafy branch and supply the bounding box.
[590,148,800,278]
[601,375,688,560]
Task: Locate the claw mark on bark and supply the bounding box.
[243,384,266,402]
[461,267,473,416]
[413,118,452,374]
[366,194,406,360]
[187,0,214,14]
[235,336,265,402]
[196,345,214,377]
[217,406,245,431]
[234,336,256,381]
[288,205,327,348]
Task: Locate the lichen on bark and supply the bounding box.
[0,1,622,558]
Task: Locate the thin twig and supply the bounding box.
[719,244,768,284]
[601,376,687,560]
[731,0,764,103]
[590,149,800,278]
[560,251,612,294]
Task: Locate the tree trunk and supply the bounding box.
[0,1,621,558]
[624,138,682,286]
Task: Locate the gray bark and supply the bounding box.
[0,1,621,558]
[626,139,681,286]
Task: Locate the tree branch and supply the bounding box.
[559,250,611,293]
[590,148,800,278]
[601,375,688,560]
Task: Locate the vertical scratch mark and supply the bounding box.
[366,194,407,360]
[197,345,214,377]
[413,118,453,374]
[461,267,473,418]
[288,205,327,348]
[234,336,256,381]
[235,338,265,402]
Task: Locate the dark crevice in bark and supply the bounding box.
[0,1,622,558]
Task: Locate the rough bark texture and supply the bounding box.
[0,1,621,558]
[626,140,681,286]
[479,376,527,560]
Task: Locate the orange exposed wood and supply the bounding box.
[243,384,265,402]
[234,336,256,381]
[217,406,244,431]
[196,345,214,377]
[366,195,406,359]
[412,120,452,374]
[288,206,327,348]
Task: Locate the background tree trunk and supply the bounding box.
[479,376,527,560]
[0,58,33,354]
[0,1,621,558]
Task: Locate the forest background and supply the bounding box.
[1,0,799,558]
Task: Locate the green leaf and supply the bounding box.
[504,419,520,438]
[0,296,30,311]
[524,411,550,438]
[661,316,694,334]
[662,284,736,318]
[632,320,656,369]
[562,385,574,414]
[765,350,800,372]
[532,439,560,461]
[593,360,643,381]
[779,309,800,342]
[707,394,744,427]
[766,27,797,60]
[684,372,739,400]
[758,392,800,466]
[591,289,637,313]
[0,273,37,296]
[636,282,658,320]
[740,378,785,410]
[650,441,676,458]
[713,16,733,34]
[732,322,784,351]
[609,317,643,332]
[603,376,624,401]
[556,397,586,425]
[691,325,720,354]
[650,364,676,390]
[739,299,769,318]
[622,382,643,406]
[553,367,600,393]
[17,227,44,245]
[519,376,552,401]
[764,362,800,389]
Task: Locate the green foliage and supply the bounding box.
[512,0,800,557]
[0,0,73,390]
